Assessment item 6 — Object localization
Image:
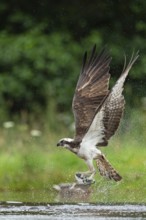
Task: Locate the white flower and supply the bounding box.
[30,129,42,137]
[3,121,15,129]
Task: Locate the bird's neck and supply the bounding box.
[67,140,80,154]
[69,140,80,148]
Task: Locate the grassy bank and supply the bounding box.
[0,109,146,203]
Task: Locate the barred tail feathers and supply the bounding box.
[96,154,122,182]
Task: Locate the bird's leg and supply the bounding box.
[75,159,96,185]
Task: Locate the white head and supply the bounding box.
[57,138,74,148]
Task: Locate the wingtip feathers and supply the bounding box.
[122,50,139,74]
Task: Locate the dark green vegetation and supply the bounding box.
[0,0,146,122]
[0,0,146,203]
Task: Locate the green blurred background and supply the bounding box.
[0,0,146,203]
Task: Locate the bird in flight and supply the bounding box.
[57,45,139,185]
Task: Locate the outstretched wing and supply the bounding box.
[72,45,112,142]
[81,51,139,147]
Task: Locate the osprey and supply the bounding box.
[57,45,139,184]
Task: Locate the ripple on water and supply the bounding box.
[0,202,146,219]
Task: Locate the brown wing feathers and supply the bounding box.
[72,45,111,142]
[79,46,111,87]
[97,51,139,146]
[73,45,138,145]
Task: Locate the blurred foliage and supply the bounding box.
[0,30,81,123]
[0,0,146,202]
[0,0,146,123]
[0,109,146,203]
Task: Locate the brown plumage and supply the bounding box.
[73,47,139,146]
[57,45,139,184]
[96,155,122,181]
[72,46,111,142]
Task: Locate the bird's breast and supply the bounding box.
[77,144,101,160]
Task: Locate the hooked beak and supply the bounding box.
[57,142,61,147]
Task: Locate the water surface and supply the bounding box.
[0,202,146,219]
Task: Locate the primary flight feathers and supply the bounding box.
[72,45,139,145]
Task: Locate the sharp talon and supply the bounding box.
[83,177,95,185]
